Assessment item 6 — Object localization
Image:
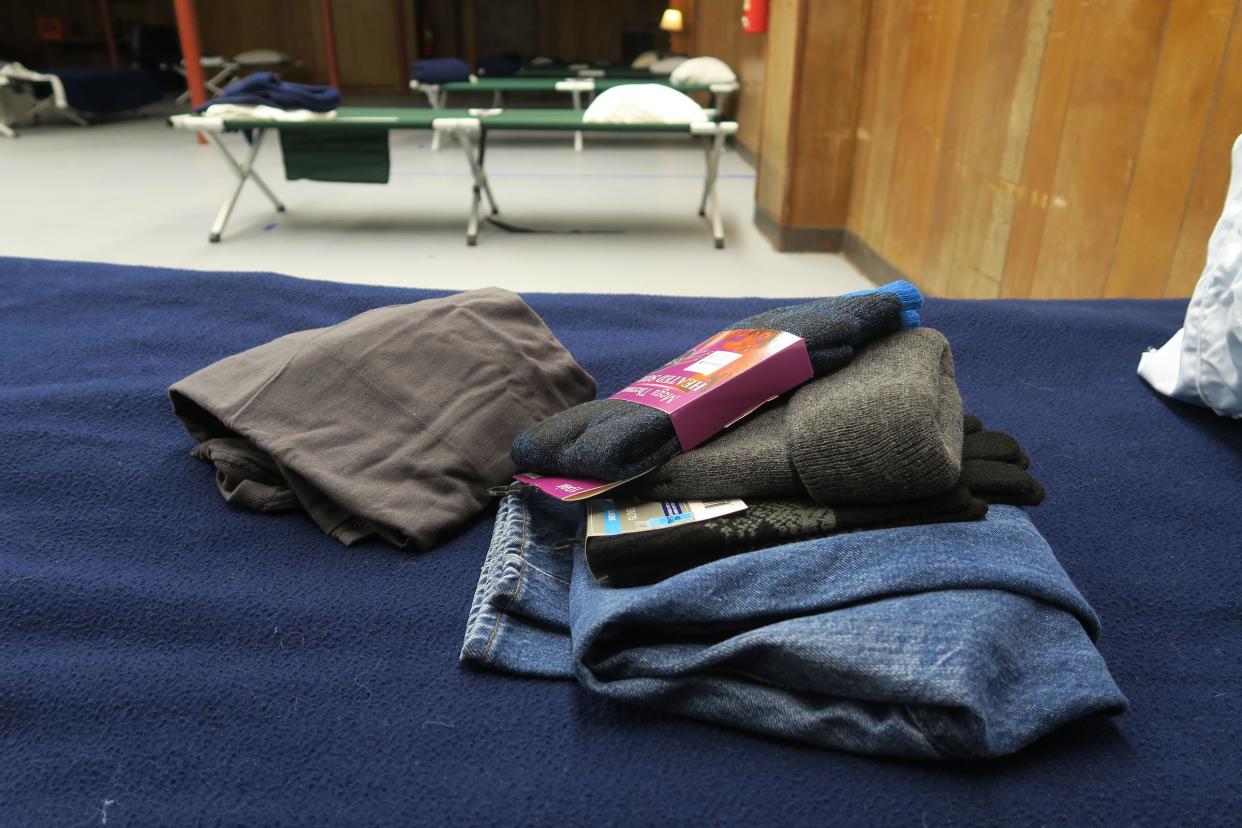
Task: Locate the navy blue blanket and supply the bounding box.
[48,68,162,114]
[1,256,1239,825]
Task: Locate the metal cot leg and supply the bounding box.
[697,137,713,217]
[417,85,439,109]
[430,89,447,150]
[206,128,285,243]
[699,129,727,249]
[571,89,583,152]
[59,107,89,127]
[443,121,499,246]
[174,62,234,104]
[475,129,499,216]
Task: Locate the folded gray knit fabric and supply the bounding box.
[628,327,963,504]
[170,288,596,551]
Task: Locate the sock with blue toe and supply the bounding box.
[510,281,924,482]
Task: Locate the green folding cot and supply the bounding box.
[169,107,738,248]
[517,63,662,79]
[408,76,738,151]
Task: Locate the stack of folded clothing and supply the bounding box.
[196,71,340,118]
[168,279,1125,761]
[463,282,1126,759]
[512,280,924,480]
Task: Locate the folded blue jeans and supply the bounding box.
[462,490,1127,759]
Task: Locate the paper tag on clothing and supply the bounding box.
[584,497,747,538]
[513,471,643,501]
[608,328,813,452]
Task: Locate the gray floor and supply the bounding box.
[0,102,869,297]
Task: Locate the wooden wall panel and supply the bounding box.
[1105,0,1235,296]
[196,0,336,86]
[283,3,330,87]
[1166,0,1242,296]
[474,0,539,60]
[997,0,1087,298]
[534,0,665,63]
[1026,1,1168,299]
[196,2,281,59]
[534,0,562,59]
[919,0,1003,297]
[459,0,478,66]
[881,0,966,272]
[670,0,698,55]
[843,0,1242,298]
[755,0,801,219]
[194,2,428,90]
[847,2,915,250]
[965,0,1051,293]
[920,0,1052,299]
[335,0,405,88]
[0,0,165,67]
[753,0,870,235]
[733,22,766,152]
[421,0,463,62]
[689,0,727,59]
[787,0,870,228]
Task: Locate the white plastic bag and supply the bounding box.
[1138,134,1242,418]
[650,55,689,74]
[670,56,737,85]
[631,51,660,69]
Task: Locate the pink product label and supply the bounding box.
[513,472,628,502]
[609,328,814,452]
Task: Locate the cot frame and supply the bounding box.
[409,77,738,152]
[162,57,238,104]
[169,112,736,248]
[432,116,737,248]
[0,74,89,138]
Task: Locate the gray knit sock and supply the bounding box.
[628,328,963,504]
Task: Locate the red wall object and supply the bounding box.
[36,17,65,41]
[171,0,208,144]
[320,0,341,88]
[741,0,767,34]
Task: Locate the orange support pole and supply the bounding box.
[320,0,341,88]
[172,0,208,143]
[99,0,119,69]
[392,0,409,92]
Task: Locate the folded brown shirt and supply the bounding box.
[170,287,596,551]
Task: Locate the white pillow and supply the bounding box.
[233,48,292,67]
[582,84,707,124]
[631,50,660,69]
[650,55,689,74]
[671,56,737,85]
